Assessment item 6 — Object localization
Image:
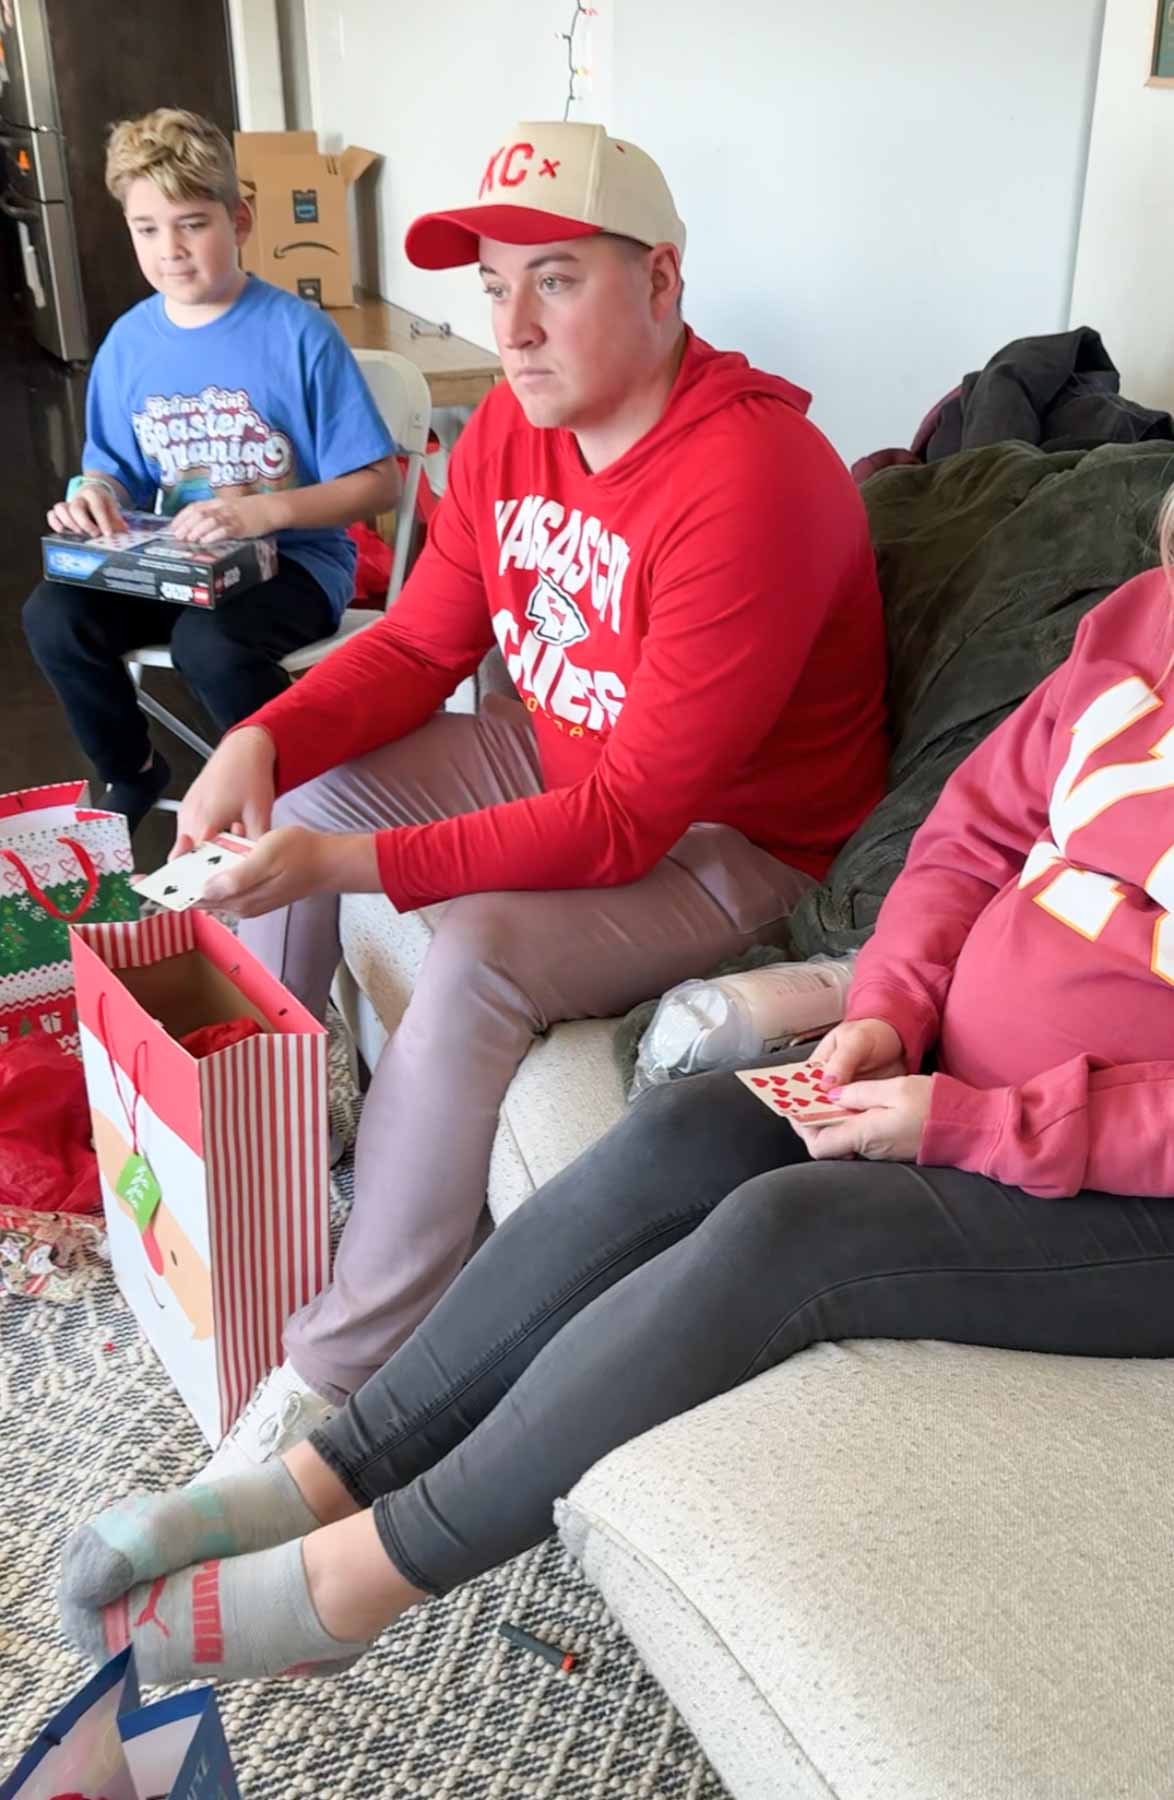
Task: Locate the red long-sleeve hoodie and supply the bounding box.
[846,568,1174,1199]
[246,330,888,908]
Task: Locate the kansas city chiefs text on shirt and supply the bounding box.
[495,495,632,634]
[492,599,627,737]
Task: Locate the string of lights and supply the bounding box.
[560,0,598,120]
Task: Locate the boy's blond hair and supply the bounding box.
[105,109,239,211]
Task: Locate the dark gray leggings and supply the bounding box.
[310,1072,1174,1595]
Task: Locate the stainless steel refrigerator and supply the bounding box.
[0,0,236,363]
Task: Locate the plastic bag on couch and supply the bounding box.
[631,955,856,1097]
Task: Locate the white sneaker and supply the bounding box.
[195,1360,335,1484]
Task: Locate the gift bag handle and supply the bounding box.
[1,834,101,921]
[97,990,148,1152]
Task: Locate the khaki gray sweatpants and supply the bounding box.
[239,697,814,1401]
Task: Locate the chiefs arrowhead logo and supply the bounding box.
[526,573,589,647]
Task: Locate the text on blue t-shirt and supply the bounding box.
[82,276,396,622]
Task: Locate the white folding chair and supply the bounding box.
[126,349,433,786]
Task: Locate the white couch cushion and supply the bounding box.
[559,1338,1174,1800]
[490,1017,626,1221]
[337,893,628,1221]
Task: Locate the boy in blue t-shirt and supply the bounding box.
[23,109,399,831]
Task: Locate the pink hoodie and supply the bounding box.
[846,567,1174,1198]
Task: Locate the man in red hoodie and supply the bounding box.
[176,121,889,1472]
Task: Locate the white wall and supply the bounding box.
[1070,0,1174,412]
[305,0,557,337]
[304,0,1105,463]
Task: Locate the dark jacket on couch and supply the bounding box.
[787,438,1174,958]
[615,438,1174,1086]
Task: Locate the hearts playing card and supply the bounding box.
[135,834,254,911]
[735,1057,853,1125]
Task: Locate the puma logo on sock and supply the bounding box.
[191,1558,224,1664]
[134,1575,172,1638]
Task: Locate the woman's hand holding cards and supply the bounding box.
[795,1072,933,1164]
[788,1017,929,1163]
[813,1018,906,1086]
[737,1016,932,1164]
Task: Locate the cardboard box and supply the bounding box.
[235,129,380,308]
[42,512,278,606]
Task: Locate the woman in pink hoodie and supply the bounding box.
[61,528,1174,1685]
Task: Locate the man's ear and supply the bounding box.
[648,244,682,320]
[233,198,253,250]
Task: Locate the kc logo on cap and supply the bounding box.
[479,142,564,196]
[405,121,686,271]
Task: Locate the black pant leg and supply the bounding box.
[168,556,335,734]
[374,1151,1174,1593]
[22,580,180,781]
[312,1072,807,1501]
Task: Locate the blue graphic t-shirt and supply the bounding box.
[82,276,395,622]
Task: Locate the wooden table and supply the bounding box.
[335,289,502,411]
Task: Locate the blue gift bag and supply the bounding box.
[0,1648,240,1800]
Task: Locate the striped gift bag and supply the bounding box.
[70,910,330,1446]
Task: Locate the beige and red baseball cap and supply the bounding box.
[405,121,686,270]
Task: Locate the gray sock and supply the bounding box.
[62,1537,371,1684]
[59,1460,319,1623]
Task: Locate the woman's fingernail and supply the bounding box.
[826,1086,844,1099]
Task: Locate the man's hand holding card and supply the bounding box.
[135,834,255,910]
[138,825,383,919]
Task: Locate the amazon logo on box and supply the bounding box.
[234,131,380,310]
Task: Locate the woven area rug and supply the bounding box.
[0,1154,727,1795]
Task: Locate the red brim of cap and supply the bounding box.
[405,206,602,270]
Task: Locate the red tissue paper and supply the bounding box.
[0,1035,101,1214]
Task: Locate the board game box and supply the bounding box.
[42,510,278,607]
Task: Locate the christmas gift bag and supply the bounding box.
[0,1647,240,1800]
[0,782,139,1055]
[72,908,331,1446]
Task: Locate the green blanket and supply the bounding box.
[614,439,1174,1091]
